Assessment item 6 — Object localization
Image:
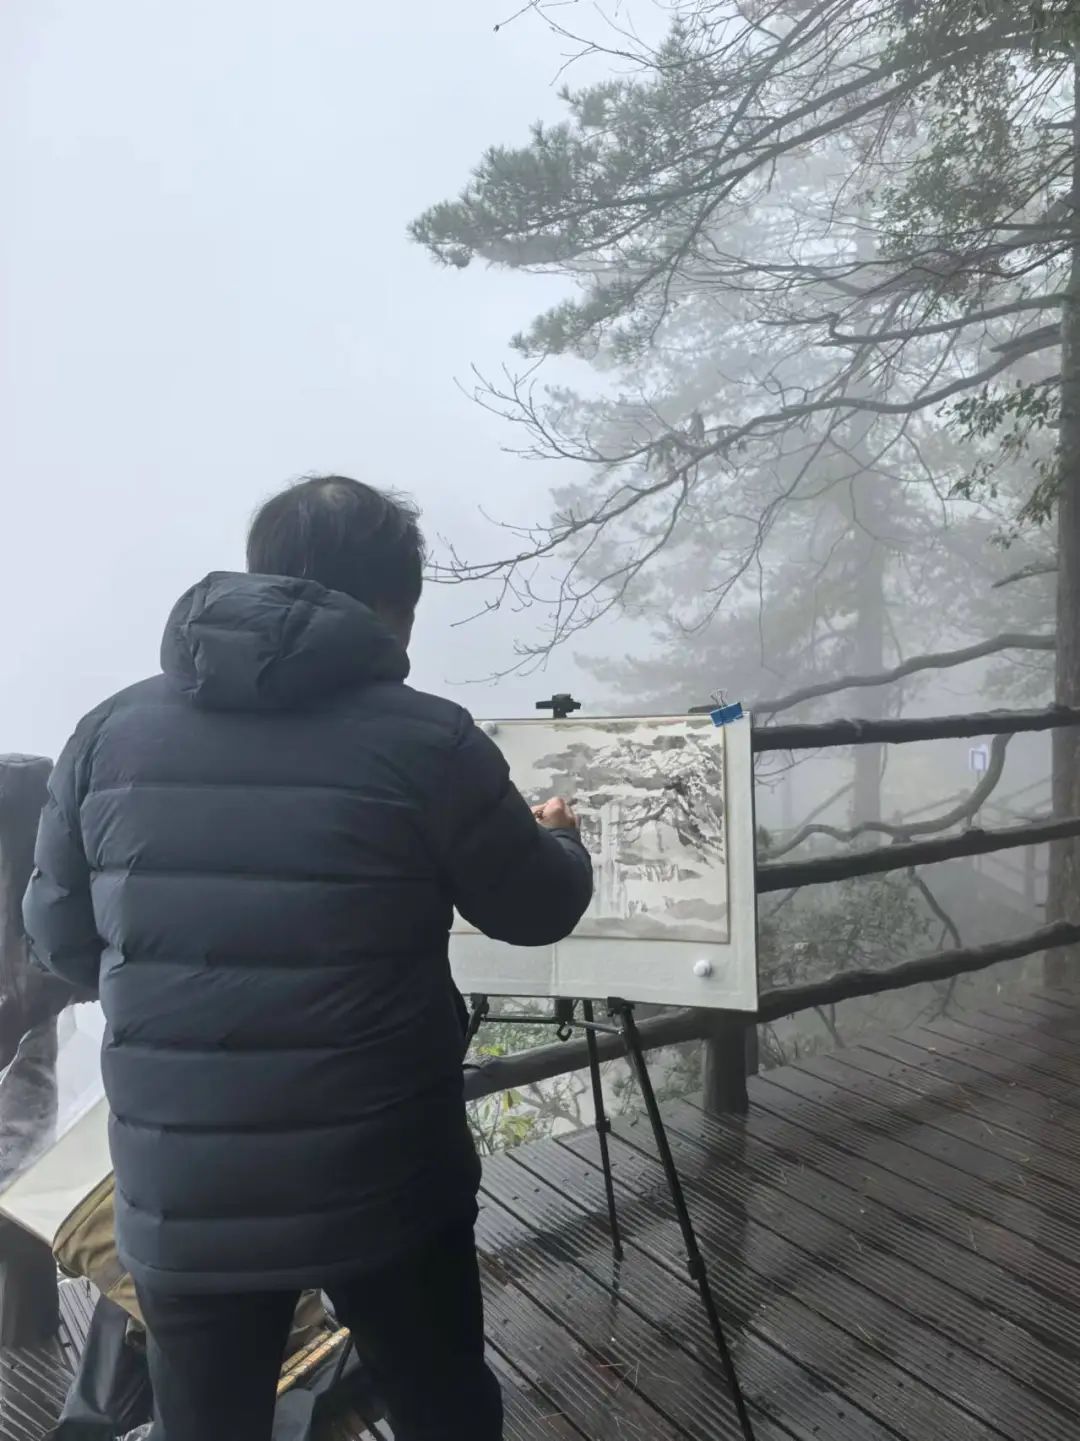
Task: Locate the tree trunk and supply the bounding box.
[845,230,889,828]
[851,516,887,825]
[1046,59,1080,986]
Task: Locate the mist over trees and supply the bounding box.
[412,2,1077,1028]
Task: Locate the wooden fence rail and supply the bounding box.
[462,918,1080,1105]
[757,814,1080,892]
[5,696,1078,1125]
[749,705,1080,752]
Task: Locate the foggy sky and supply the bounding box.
[1,1,614,759]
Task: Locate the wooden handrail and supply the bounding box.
[462,920,1080,1103]
[751,706,1080,752]
[462,1007,710,1102]
[756,814,1080,892]
[756,920,1079,1022]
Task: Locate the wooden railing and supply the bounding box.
[465,703,1080,1115]
[5,708,1078,1123]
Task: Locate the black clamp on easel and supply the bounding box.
[535,693,582,720]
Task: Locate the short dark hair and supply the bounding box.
[247,475,424,613]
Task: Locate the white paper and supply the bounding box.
[450,714,757,1010]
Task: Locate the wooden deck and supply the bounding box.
[4,987,1080,1439]
[481,987,1080,1441]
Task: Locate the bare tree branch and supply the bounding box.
[991,561,1059,588]
[763,733,1013,859]
[754,633,1055,719]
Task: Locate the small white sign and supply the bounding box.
[969,744,989,774]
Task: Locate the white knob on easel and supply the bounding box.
[481,722,499,737]
[693,959,713,978]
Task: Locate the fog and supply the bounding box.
[0,3,1060,968]
[0,0,1068,1169]
[1,0,609,760]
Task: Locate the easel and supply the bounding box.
[465,692,756,1440]
[465,991,754,1440]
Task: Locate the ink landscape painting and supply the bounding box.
[458,715,731,945]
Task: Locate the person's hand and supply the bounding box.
[532,797,579,832]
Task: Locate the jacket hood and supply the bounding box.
[161,571,409,710]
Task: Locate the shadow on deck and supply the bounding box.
[4,987,1080,1440]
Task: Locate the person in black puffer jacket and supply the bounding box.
[23,475,593,1441]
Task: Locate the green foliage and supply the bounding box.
[879,56,1026,265]
[466,1012,589,1154]
[947,380,1060,530]
[871,0,1070,510]
[760,873,938,990]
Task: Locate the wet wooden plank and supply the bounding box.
[500,1140,896,1441]
[478,1161,793,1441]
[1027,984,1080,1010]
[0,1342,70,1441]
[682,1089,1080,1351]
[486,1149,857,1441]
[858,1030,1080,1134]
[798,1049,1080,1191]
[832,1037,1080,1159]
[544,1132,1009,1441]
[754,1065,1080,1261]
[995,993,1080,1024]
[468,988,1080,1441]
[963,1001,1080,1045]
[490,1351,590,1441]
[56,1278,95,1364]
[896,1022,1080,1111]
[576,1116,1076,1441]
[478,1240,689,1441]
[925,1014,1080,1082]
[630,1100,1080,1428]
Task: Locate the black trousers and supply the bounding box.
[135,1218,503,1441]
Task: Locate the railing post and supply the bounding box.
[701,1012,756,1116]
[1,754,54,1060]
[0,752,61,1345]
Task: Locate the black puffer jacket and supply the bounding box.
[23,573,592,1294]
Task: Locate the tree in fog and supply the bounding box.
[414,1,1075,947]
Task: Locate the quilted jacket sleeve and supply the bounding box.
[435,712,593,946]
[22,730,103,997]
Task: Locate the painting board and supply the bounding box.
[449,713,757,1010]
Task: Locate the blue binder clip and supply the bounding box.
[708,689,743,727]
[710,702,744,727]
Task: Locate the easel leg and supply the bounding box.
[611,1000,756,1441]
[582,999,623,1260]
